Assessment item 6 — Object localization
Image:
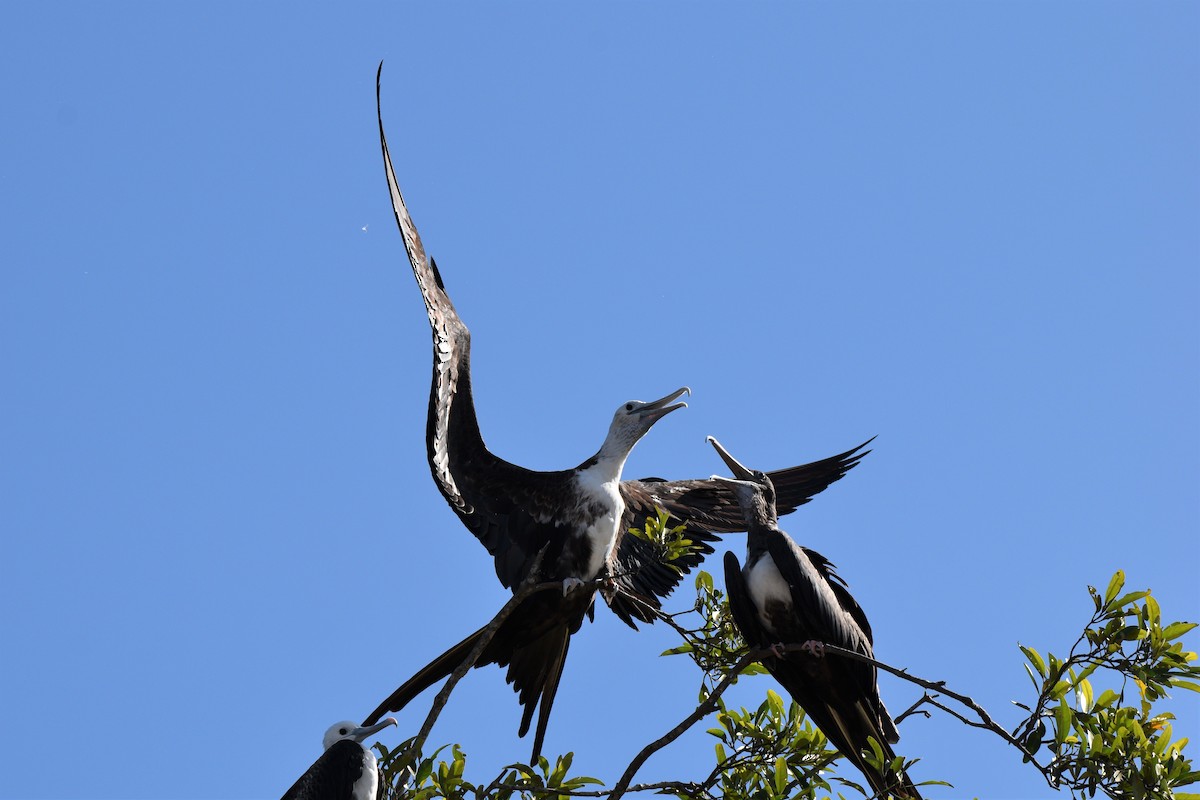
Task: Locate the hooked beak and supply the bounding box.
[638,386,691,423]
[706,436,754,480]
[349,718,398,742]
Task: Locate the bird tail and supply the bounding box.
[809,702,922,800]
[362,598,577,764]
[505,621,571,764]
[362,625,488,726]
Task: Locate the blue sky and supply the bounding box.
[2,4,1197,799]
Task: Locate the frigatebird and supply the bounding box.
[369,65,872,761]
[281,718,397,800]
[711,436,922,799]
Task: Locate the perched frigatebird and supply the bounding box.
[280,718,397,800]
[369,65,872,761]
[710,436,921,799]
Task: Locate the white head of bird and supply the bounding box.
[321,718,398,751]
[597,386,690,461]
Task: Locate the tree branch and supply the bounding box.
[408,549,568,758]
[608,649,761,800]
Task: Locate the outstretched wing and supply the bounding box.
[603,439,871,626]
[378,66,580,589]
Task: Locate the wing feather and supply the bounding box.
[605,440,871,626]
[378,66,585,589]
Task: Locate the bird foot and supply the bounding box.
[561,576,585,595]
[800,640,826,658]
[769,642,788,659]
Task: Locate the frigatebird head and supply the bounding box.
[706,435,778,526]
[603,386,690,453]
[321,718,398,751]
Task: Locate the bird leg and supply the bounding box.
[800,640,826,658]
[561,576,585,595]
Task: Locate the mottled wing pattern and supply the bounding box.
[378,68,581,590]
[280,739,363,800]
[377,66,471,518]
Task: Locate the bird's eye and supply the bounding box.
[339,728,349,735]
[624,403,635,412]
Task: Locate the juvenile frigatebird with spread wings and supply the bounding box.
[367,66,873,761]
[711,436,922,799]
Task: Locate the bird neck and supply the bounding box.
[591,426,642,478]
[581,445,629,486]
[745,523,779,560]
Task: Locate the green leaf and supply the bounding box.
[1020,644,1047,678]
[660,643,693,657]
[1023,662,1040,691]
[1171,679,1200,694]
[1076,678,1094,713]
[1104,570,1126,606]
[1055,702,1073,745]
[773,756,787,794]
[1161,621,1196,641]
[1120,625,1144,641]
[1145,594,1161,626]
[766,689,785,719]
[1111,590,1149,611]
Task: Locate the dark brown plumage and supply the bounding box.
[712,437,922,799]
[370,65,872,762]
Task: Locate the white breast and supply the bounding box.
[746,554,792,634]
[573,465,624,579]
[352,747,379,800]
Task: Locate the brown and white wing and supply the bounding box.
[378,66,577,589]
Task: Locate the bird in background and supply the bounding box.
[281,718,397,800]
[711,435,923,799]
[369,64,872,762]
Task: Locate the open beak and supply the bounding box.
[638,386,691,423]
[349,718,398,742]
[706,436,754,480]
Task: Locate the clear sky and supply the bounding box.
[2,4,1197,799]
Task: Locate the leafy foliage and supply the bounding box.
[375,741,602,800]
[1012,570,1200,799]
[626,508,708,576]
[371,570,1197,800]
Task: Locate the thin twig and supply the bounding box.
[893,693,934,725]
[410,548,572,758]
[608,649,761,800]
[777,642,1060,790]
[486,781,711,798]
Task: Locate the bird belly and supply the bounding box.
[577,515,616,579]
[353,749,378,800]
[746,555,793,637]
[572,469,623,580]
